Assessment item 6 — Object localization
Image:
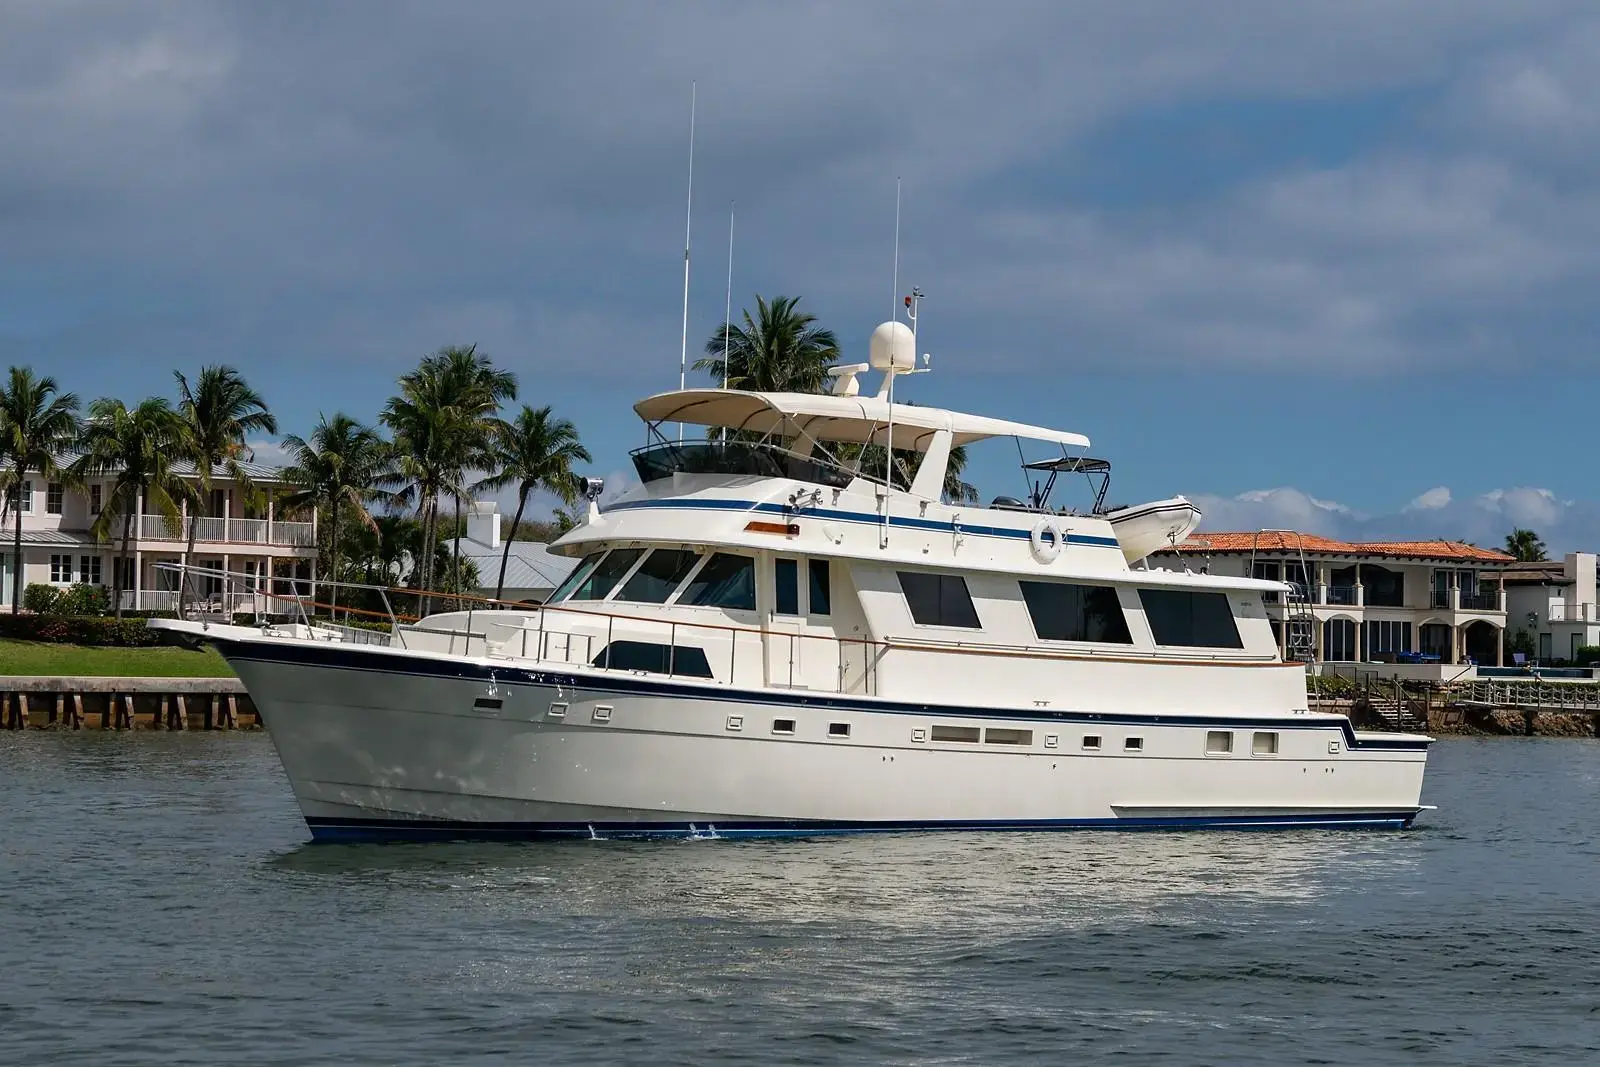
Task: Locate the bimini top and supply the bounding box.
[634,389,1091,454]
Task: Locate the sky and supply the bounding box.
[4,1,1600,552]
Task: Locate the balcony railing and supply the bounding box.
[1459,591,1500,611]
[1547,601,1597,623]
[1325,586,1359,606]
[128,514,315,548]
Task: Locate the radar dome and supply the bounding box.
[869,320,916,373]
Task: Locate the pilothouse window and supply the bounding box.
[616,549,699,604]
[1019,581,1132,644]
[1138,589,1244,649]
[569,549,644,601]
[679,553,757,611]
[547,552,604,603]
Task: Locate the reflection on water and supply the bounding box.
[269,829,1418,931]
[1,732,1595,1066]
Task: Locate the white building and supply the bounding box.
[444,500,580,605]
[2,461,318,612]
[1149,532,1515,672]
[1502,553,1600,663]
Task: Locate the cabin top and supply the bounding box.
[634,389,1091,454]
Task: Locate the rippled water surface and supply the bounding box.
[1,735,1596,1065]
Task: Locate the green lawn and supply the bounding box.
[0,639,235,678]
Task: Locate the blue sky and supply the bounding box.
[4,1,1599,551]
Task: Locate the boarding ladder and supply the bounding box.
[1250,529,1317,665]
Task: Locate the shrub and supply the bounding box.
[22,583,61,615]
[0,613,163,646]
[1575,645,1600,668]
[57,583,110,616]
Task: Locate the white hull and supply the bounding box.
[219,635,1429,841]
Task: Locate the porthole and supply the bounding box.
[1124,737,1144,753]
[1082,735,1102,751]
[1253,731,1280,756]
[772,718,796,735]
[1205,731,1233,755]
[828,722,851,738]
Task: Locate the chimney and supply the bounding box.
[466,499,501,549]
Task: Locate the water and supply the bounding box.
[1,736,1596,1066]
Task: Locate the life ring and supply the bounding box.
[1030,518,1064,563]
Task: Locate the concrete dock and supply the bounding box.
[0,678,259,730]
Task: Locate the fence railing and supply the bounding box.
[128,515,315,547]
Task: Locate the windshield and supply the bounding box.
[630,441,854,489]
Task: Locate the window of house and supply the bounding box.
[1366,620,1413,659]
[774,557,800,616]
[7,481,32,514]
[1138,589,1243,648]
[79,556,102,585]
[808,559,831,616]
[89,484,102,516]
[1323,618,1357,661]
[46,483,63,514]
[1019,581,1133,644]
[548,552,605,603]
[680,553,756,611]
[592,640,713,678]
[615,549,698,603]
[568,549,643,601]
[50,554,72,583]
[897,571,981,628]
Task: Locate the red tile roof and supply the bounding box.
[1169,531,1515,564]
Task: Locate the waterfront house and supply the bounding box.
[1148,532,1515,673]
[443,500,579,604]
[2,459,317,612]
[1501,553,1600,663]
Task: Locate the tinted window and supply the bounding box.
[680,553,756,610]
[897,571,981,628]
[1139,588,1243,648]
[616,549,698,603]
[593,640,713,678]
[774,558,800,615]
[569,549,643,601]
[808,559,831,616]
[547,552,604,603]
[1019,581,1132,644]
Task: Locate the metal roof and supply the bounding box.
[48,452,288,483]
[445,537,581,597]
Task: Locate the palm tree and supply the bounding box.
[173,366,277,616]
[473,405,591,600]
[1504,528,1547,562]
[943,444,980,505]
[280,414,390,613]
[68,398,192,619]
[0,368,82,613]
[695,295,839,393]
[381,345,516,611]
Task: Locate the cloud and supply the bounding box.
[1196,483,1600,554]
[1406,486,1452,511]
[6,0,1600,403]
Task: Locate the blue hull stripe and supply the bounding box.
[304,811,1422,842]
[604,497,1123,548]
[214,637,1430,752]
